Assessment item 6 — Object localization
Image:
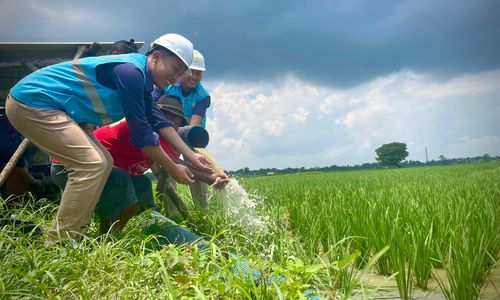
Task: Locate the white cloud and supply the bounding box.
[405,70,500,99]
[335,102,394,129]
[264,120,285,136]
[205,69,500,170]
[325,147,345,158]
[445,136,500,158]
[359,139,373,152]
[320,92,347,114]
[291,107,310,123]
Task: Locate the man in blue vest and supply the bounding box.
[165,50,210,128]
[5,33,214,244]
[164,50,226,212]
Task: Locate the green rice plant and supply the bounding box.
[329,242,361,295]
[244,162,500,298]
[408,222,433,289]
[389,224,415,300]
[434,205,500,299]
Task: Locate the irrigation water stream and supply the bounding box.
[216,178,270,231]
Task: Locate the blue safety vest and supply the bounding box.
[164,83,210,128]
[10,53,147,126]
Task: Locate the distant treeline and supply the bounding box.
[227,154,499,177]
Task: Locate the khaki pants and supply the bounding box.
[6,95,113,243]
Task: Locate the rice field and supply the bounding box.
[1,162,499,299]
[239,162,500,299]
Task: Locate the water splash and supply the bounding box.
[215,178,269,232]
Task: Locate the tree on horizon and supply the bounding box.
[375,142,409,167]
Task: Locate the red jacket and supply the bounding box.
[94,119,177,175]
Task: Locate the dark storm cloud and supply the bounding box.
[179,0,500,87]
[1,0,499,87]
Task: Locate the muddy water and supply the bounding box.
[354,262,500,299]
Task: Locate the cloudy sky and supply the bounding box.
[1,0,499,170]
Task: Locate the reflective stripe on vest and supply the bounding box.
[71,59,113,125]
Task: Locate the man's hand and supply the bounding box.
[170,164,195,185]
[212,173,230,189]
[141,145,195,184]
[158,127,214,174]
[191,153,213,173]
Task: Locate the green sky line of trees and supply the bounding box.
[226,142,497,176]
[228,154,498,177]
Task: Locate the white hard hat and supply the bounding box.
[190,50,206,71]
[151,33,194,70]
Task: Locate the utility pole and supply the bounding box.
[425,146,429,164]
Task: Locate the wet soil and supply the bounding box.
[352,261,499,299]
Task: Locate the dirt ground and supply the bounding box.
[352,261,500,299]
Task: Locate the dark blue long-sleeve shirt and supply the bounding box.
[95,62,172,148]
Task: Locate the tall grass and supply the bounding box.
[1,188,335,298]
